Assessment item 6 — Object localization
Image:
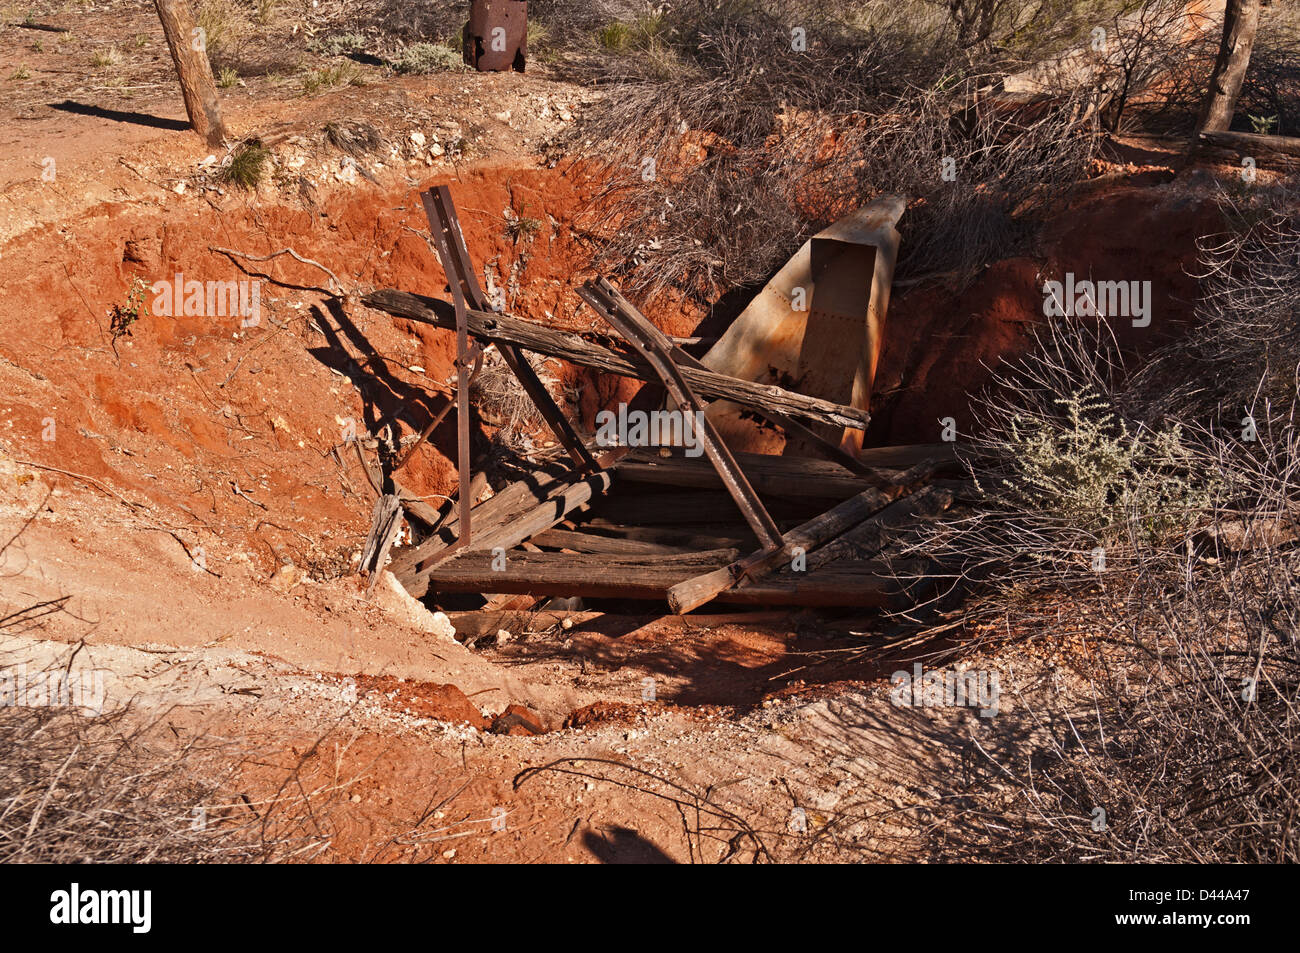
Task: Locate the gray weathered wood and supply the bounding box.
[362,289,871,431]
[667,484,898,614]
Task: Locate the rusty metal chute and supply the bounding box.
[699,194,907,457]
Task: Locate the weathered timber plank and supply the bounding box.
[667,484,898,613]
[361,289,871,431]
[399,470,615,597]
[616,448,857,498]
[564,520,756,550]
[388,459,574,579]
[585,491,818,525]
[422,549,739,600]
[530,528,698,556]
[808,484,956,569]
[421,551,904,607]
[614,445,956,497]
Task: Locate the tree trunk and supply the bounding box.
[154,0,227,146]
[1196,0,1263,135]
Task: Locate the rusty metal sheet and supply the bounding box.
[700,195,907,457]
[463,0,528,72]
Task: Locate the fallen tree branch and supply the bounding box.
[209,246,344,295]
[11,460,144,510]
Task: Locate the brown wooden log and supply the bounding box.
[422,550,906,607]
[423,549,737,600]
[808,484,956,570]
[460,470,615,560]
[615,445,955,498]
[586,490,815,526]
[398,469,614,597]
[667,484,897,614]
[530,528,696,556]
[361,289,871,431]
[154,0,228,146]
[1197,130,1300,159]
[565,520,755,551]
[388,459,573,579]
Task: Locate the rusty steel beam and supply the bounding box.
[420,187,480,552]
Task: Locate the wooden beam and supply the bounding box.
[530,528,698,556]
[586,491,815,526]
[387,460,574,582]
[423,549,739,601]
[421,550,907,607]
[615,449,862,498]
[361,289,871,432]
[398,469,615,597]
[808,484,956,570]
[565,520,756,551]
[667,484,898,614]
[1197,130,1300,159]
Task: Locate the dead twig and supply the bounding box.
[10,460,144,511]
[209,246,344,296]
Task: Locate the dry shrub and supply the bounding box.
[300,0,470,55]
[564,0,1098,303]
[1131,178,1300,424]
[471,346,568,452]
[0,681,332,863]
[919,431,1300,862]
[900,187,1300,862]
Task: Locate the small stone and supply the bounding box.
[409,131,426,148]
[350,793,362,803]
[269,563,304,594]
[494,628,514,646]
[493,110,511,122]
[442,849,456,859]
[429,611,457,641]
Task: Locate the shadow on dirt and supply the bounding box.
[49,100,189,132]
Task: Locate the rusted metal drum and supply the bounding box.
[463,0,528,72]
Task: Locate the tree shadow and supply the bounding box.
[48,100,190,132]
[582,825,676,864]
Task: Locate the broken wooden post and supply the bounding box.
[154,0,228,147]
[667,483,898,614]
